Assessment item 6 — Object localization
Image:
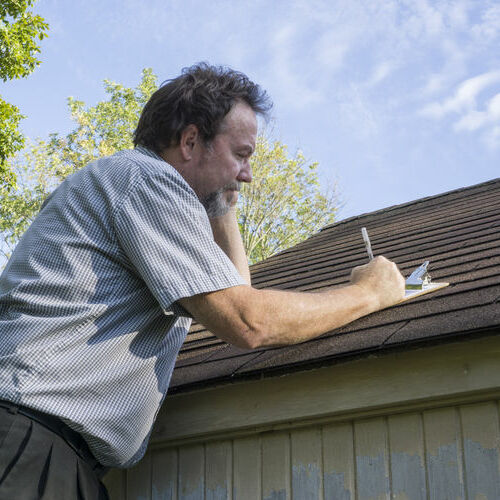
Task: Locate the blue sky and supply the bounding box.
[3,0,499,220]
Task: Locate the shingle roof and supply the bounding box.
[170,178,500,393]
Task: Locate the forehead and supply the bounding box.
[219,101,258,144]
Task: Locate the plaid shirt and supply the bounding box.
[0,146,245,467]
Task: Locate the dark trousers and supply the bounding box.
[0,404,109,500]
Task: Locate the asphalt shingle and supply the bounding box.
[170,178,500,393]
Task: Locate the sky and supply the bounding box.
[2,0,500,221]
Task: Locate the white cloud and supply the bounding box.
[412,0,446,37]
[472,3,500,41]
[455,92,500,131]
[422,38,467,95]
[420,71,500,118]
[255,0,498,154]
[420,70,500,149]
[365,62,396,88]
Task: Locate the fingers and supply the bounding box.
[350,255,405,309]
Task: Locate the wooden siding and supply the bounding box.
[149,335,500,446]
[106,399,500,499]
[104,335,500,499]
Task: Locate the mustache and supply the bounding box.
[223,182,241,192]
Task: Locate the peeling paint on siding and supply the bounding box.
[463,439,500,499]
[323,472,352,500]
[152,484,175,500]
[136,397,500,500]
[390,452,426,500]
[426,444,464,500]
[179,478,203,500]
[206,485,228,500]
[292,464,321,499]
[356,454,390,500]
[263,489,287,500]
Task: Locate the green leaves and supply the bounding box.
[1,68,340,267]
[0,0,48,190]
[0,0,48,81]
[0,138,60,260]
[238,136,338,264]
[0,96,24,176]
[48,68,158,177]
[0,69,158,260]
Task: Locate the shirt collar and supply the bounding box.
[134,145,164,162]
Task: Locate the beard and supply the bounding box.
[202,182,240,218]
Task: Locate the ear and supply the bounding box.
[179,124,199,161]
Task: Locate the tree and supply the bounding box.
[0,0,49,189]
[0,138,60,260]
[0,69,338,264]
[239,137,337,263]
[45,68,158,179]
[0,68,158,261]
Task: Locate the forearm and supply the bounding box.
[209,207,251,285]
[179,256,405,350]
[242,284,379,347]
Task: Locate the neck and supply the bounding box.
[159,147,183,170]
[160,147,200,198]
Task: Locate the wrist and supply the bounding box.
[350,283,381,314]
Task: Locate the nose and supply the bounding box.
[237,159,252,183]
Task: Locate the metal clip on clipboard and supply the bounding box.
[405,260,432,290]
[402,260,449,301]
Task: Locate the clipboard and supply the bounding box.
[399,281,449,303]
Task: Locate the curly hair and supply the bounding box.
[133,62,272,152]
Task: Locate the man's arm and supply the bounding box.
[178,255,405,349]
[209,206,251,285]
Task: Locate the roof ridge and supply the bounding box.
[320,177,500,233]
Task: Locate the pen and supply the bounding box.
[361,227,374,261]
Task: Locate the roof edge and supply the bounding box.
[170,326,500,396]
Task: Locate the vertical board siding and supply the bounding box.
[291,427,323,500]
[354,417,390,500]
[423,408,465,500]
[179,445,204,500]
[205,441,232,500]
[152,448,178,500]
[261,432,290,500]
[387,413,426,500]
[127,452,152,500]
[322,422,355,500]
[117,400,500,499]
[233,436,261,499]
[460,402,500,499]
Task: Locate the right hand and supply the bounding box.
[350,256,405,310]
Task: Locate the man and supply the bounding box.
[0,63,404,498]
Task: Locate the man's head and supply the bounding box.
[133,62,271,153]
[134,63,272,217]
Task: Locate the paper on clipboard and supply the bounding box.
[399,282,449,303]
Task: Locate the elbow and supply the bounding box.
[224,313,266,350]
[231,325,264,350]
[246,328,265,349]
[210,287,271,350]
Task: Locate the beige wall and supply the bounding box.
[105,335,500,499]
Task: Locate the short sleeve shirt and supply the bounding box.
[0,146,246,467]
